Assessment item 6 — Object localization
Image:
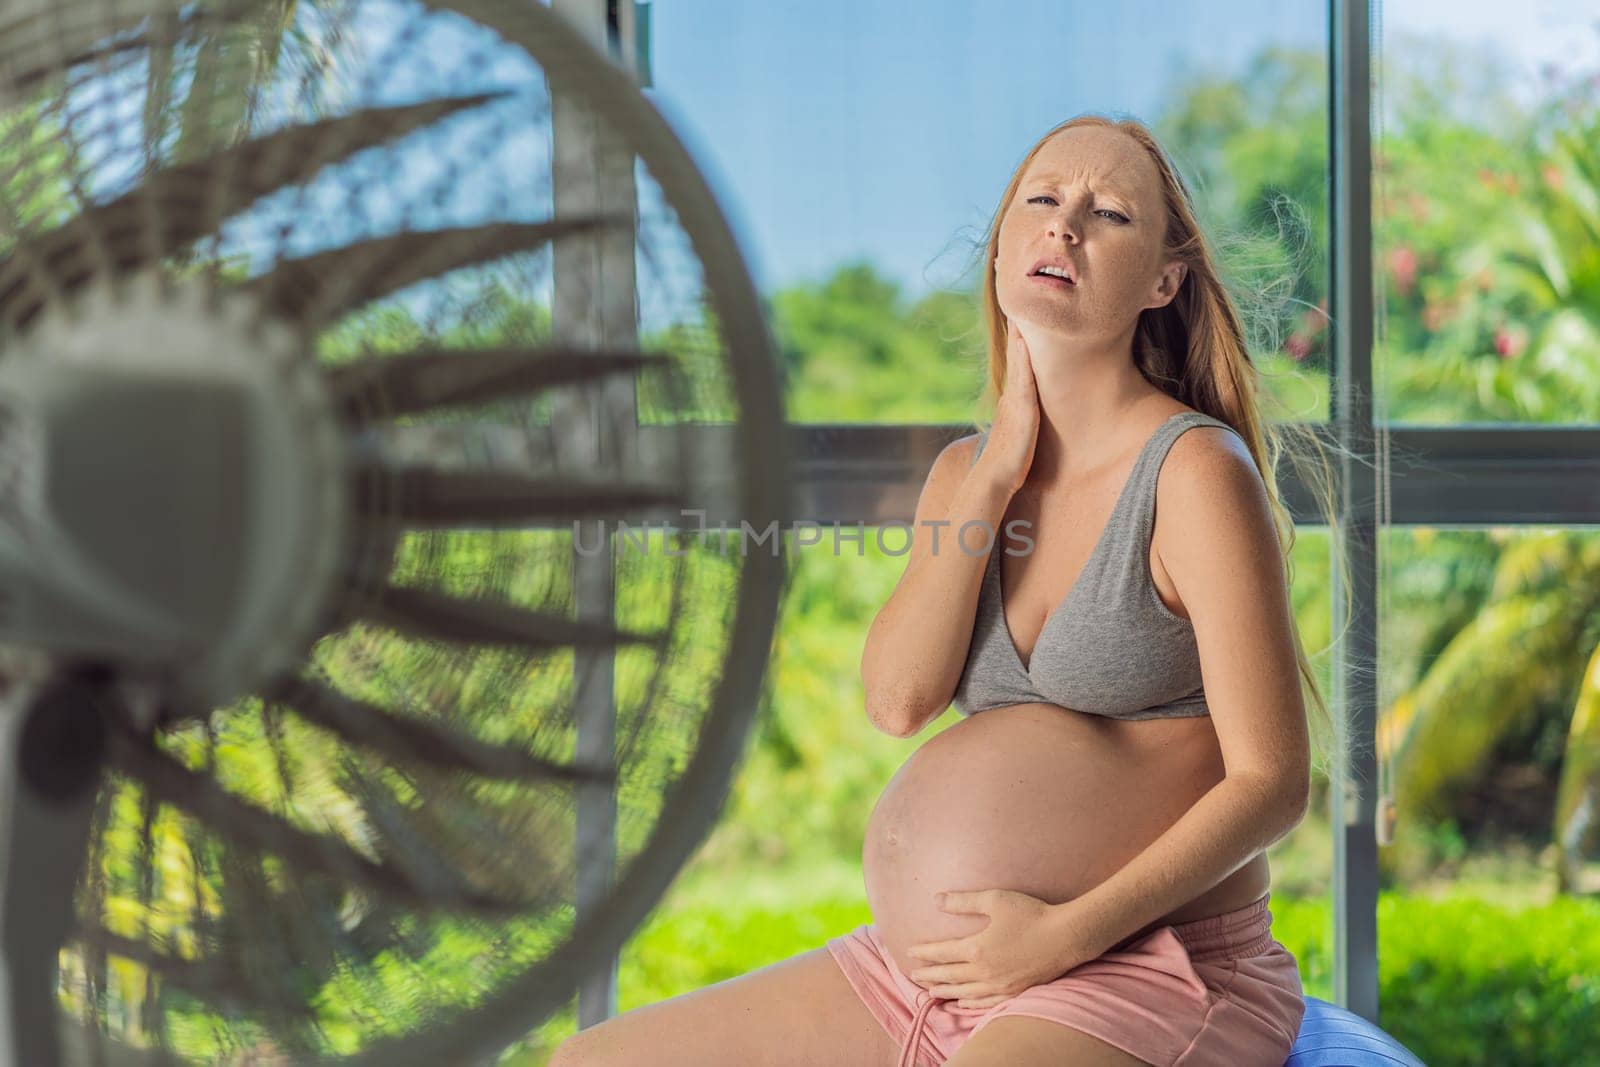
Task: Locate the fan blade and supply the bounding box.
[326,345,661,419]
[359,465,684,527]
[333,757,523,913]
[0,1,249,96]
[70,927,314,1021]
[0,93,509,330]
[70,831,329,1029]
[190,806,415,1010]
[387,761,572,906]
[59,1013,186,1067]
[248,215,630,323]
[179,91,511,210]
[103,728,528,918]
[359,585,668,652]
[210,840,344,1029]
[333,753,573,917]
[298,877,429,973]
[264,676,615,784]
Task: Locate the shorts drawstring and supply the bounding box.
[899,988,937,1067]
[827,897,1297,1067]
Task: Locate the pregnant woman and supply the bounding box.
[552,115,1343,1067]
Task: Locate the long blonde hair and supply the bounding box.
[974,114,1351,786]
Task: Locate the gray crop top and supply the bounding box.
[952,410,1242,720]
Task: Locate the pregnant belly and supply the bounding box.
[862,703,1227,981]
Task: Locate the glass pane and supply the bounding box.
[1372,526,1600,1062]
[644,0,1331,424]
[1375,1,1600,423]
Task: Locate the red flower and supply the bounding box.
[1286,334,1311,361]
[1494,325,1527,359]
[1385,246,1418,296]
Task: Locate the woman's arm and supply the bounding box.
[1044,426,1312,959]
[860,436,1014,737]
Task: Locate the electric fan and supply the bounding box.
[0,0,789,1063]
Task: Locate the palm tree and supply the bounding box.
[1556,644,1600,893]
[1495,98,1600,394]
[145,0,351,166]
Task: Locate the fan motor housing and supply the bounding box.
[0,269,348,713]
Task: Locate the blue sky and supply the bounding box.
[638,0,1600,303]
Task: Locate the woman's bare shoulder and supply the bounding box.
[951,431,985,465]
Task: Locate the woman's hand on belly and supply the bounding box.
[902,888,1093,1009]
[860,704,1226,983]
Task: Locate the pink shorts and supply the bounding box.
[826,892,1304,1067]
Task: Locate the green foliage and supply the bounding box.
[1392,531,1600,826]
[1365,894,1600,1066]
[1556,640,1600,892]
[770,262,989,422]
[699,541,929,868]
[1268,891,1600,1066]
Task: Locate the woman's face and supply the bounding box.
[994,126,1183,340]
